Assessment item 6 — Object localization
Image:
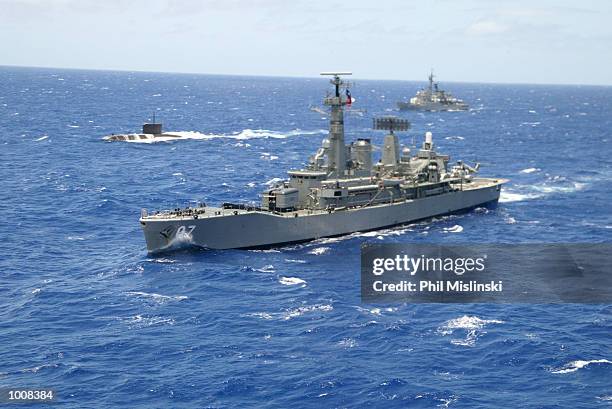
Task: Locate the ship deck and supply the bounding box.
[140,178,507,223]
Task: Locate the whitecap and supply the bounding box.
[443,225,463,233]
[279,277,307,286]
[161,227,195,250]
[125,291,188,304]
[308,247,330,255]
[499,191,541,203]
[66,236,86,241]
[282,304,333,320]
[337,338,358,348]
[441,316,504,331]
[120,314,175,328]
[438,315,504,347]
[357,226,412,238]
[248,248,281,253]
[256,264,275,273]
[520,167,541,174]
[530,182,587,194]
[144,258,176,264]
[21,363,59,373]
[246,312,274,320]
[354,305,395,316]
[34,135,49,141]
[444,136,465,141]
[246,304,332,321]
[551,359,612,374]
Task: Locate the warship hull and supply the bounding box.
[141,179,503,252]
[397,101,469,112]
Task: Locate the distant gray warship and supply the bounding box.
[140,72,504,251]
[397,71,469,111]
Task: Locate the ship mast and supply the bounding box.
[320,72,352,178]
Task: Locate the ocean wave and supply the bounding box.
[530,182,587,194]
[160,227,195,251]
[354,306,397,316]
[144,258,176,264]
[20,363,60,373]
[260,152,279,161]
[119,314,176,328]
[308,247,330,255]
[256,264,275,273]
[248,248,282,253]
[34,135,49,141]
[125,291,188,304]
[245,312,274,320]
[550,359,612,374]
[443,224,463,233]
[438,315,504,347]
[282,304,333,320]
[337,338,358,348]
[440,315,504,332]
[279,276,307,286]
[520,167,541,174]
[501,181,587,205]
[246,303,333,321]
[357,226,413,238]
[499,191,542,203]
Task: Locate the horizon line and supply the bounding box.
[1,64,610,88]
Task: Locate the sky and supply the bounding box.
[0,0,611,85]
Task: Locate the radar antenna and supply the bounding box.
[373,116,411,134]
[320,72,352,99]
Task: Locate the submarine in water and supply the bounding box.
[139,72,505,251]
[103,116,189,142]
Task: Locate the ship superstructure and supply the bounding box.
[397,71,469,111]
[140,72,504,251]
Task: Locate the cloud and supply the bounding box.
[465,20,509,35]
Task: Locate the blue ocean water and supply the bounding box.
[1,66,611,408]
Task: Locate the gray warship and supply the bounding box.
[397,71,469,111]
[140,72,505,251]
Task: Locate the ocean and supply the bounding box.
[1,66,611,407]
